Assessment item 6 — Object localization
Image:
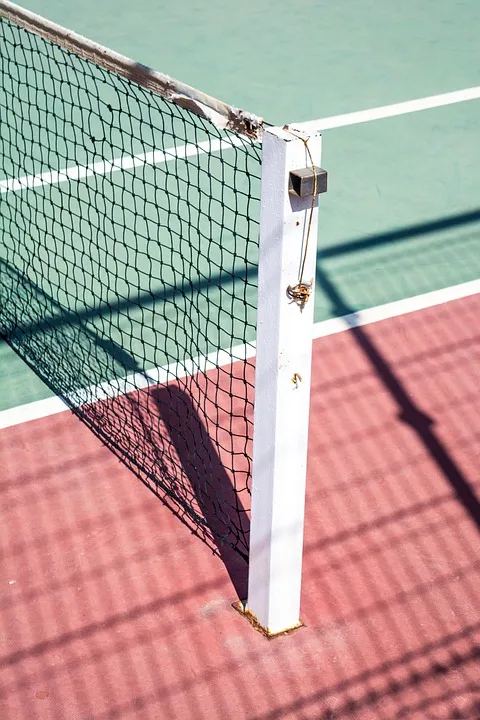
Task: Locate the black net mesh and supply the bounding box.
[0,14,263,560]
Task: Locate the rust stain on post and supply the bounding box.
[232,600,304,639]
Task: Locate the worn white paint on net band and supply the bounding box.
[0,0,263,137]
[1,278,479,431]
[292,86,480,133]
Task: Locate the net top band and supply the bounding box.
[0,0,264,139]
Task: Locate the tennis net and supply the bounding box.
[0,1,264,559]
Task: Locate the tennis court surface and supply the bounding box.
[2,293,479,719]
[1,1,480,718]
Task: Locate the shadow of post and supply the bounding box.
[316,263,480,530]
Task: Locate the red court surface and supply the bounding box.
[1,295,479,720]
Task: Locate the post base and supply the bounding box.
[232,600,304,639]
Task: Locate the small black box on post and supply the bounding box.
[289,166,327,198]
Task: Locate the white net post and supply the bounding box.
[247,126,323,635]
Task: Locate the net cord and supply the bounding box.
[0,0,264,139]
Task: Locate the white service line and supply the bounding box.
[292,86,480,133]
[1,278,479,430]
[0,135,247,194]
[2,85,479,194]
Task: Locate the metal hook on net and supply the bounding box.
[286,281,312,310]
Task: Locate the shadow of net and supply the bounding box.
[1,18,480,716]
[0,17,261,567]
[1,260,478,720]
[0,257,253,572]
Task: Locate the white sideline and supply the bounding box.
[292,86,480,133]
[0,136,247,194]
[1,278,479,430]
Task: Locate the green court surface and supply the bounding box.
[1,0,480,411]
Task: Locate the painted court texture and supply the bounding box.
[1,0,480,717]
[1,294,479,719]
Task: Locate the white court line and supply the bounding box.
[0,341,256,430]
[312,278,480,337]
[1,278,479,430]
[0,135,247,194]
[2,85,479,193]
[292,86,480,133]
